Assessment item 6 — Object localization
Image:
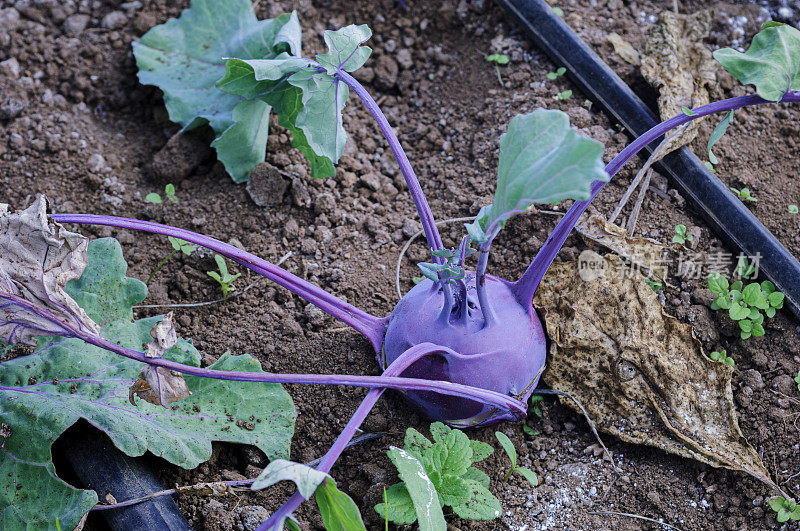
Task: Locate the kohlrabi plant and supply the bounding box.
[3,6,800,528]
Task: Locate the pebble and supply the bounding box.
[359,172,382,192]
[246,162,288,206]
[101,11,127,30]
[0,8,20,33]
[374,55,399,90]
[313,192,336,215]
[0,58,20,78]
[304,303,326,326]
[772,374,795,395]
[742,369,764,390]
[63,14,90,35]
[87,153,105,173]
[0,99,26,121]
[396,48,414,69]
[402,218,420,238]
[237,506,270,531]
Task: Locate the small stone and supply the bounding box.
[752,352,769,368]
[284,218,301,240]
[101,11,127,30]
[237,506,270,531]
[0,99,26,121]
[0,58,20,79]
[374,55,399,90]
[359,172,382,192]
[402,219,420,239]
[87,153,105,173]
[63,14,90,35]
[241,446,267,467]
[291,178,311,208]
[246,162,288,206]
[742,369,764,390]
[355,66,375,84]
[300,238,317,255]
[304,303,326,326]
[773,374,795,395]
[313,192,336,215]
[736,385,752,408]
[0,8,20,33]
[647,491,661,504]
[397,48,413,69]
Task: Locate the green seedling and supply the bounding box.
[556,89,573,100]
[147,236,195,285]
[709,349,734,367]
[769,496,800,523]
[794,370,800,392]
[207,254,241,298]
[522,424,540,437]
[552,6,564,16]
[145,183,179,204]
[708,273,784,339]
[672,224,692,244]
[529,394,543,417]
[735,255,757,280]
[486,53,510,85]
[546,66,566,80]
[377,422,501,525]
[789,204,799,214]
[730,186,757,203]
[645,278,662,292]
[495,431,538,486]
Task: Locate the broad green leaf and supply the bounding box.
[403,427,433,460]
[375,483,416,525]
[145,193,162,204]
[315,479,367,531]
[462,467,491,488]
[769,291,785,308]
[469,440,494,463]
[487,109,607,236]
[423,429,472,479]
[761,280,776,293]
[0,238,295,529]
[769,497,787,513]
[316,25,373,73]
[211,99,272,183]
[729,302,750,321]
[742,283,765,306]
[262,82,335,179]
[713,23,800,101]
[752,321,765,337]
[387,447,446,531]
[515,467,539,486]
[133,1,300,181]
[435,475,470,507]
[251,460,328,498]
[495,431,517,469]
[707,110,734,165]
[217,57,311,99]
[451,479,502,521]
[288,68,349,165]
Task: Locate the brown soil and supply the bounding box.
[2,0,800,530]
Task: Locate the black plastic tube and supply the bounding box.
[62,428,192,530]
[496,0,800,318]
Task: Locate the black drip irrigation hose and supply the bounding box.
[496,0,800,319]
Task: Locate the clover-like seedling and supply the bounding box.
[486,53,510,85]
[556,89,573,100]
[672,224,692,244]
[529,394,543,417]
[146,236,196,285]
[495,431,538,486]
[145,183,179,204]
[207,254,241,298]
[645,278,662,292]
[709,349,734,367]
[708,273,784,339]
[769,496,800,523]
[735,255,757,280]
[730,186,757,203]
[546,66,566,80]
[522,424,540,437]
[794,370,800,392]
[789,204,799,214]
[377,422,501,524]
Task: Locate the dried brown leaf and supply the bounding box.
[175,481,234,496]
[0,196,100,345]
[533,255,774,487]
[640,11,716,152]
[607,32,640,65]
[145,311,177,358]
[129,314,191,407]
[575,214,675,281]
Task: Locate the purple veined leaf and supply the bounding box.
[0,196,100,345]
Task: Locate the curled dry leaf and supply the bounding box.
[175,481,234,496]
[533,255,774,488]
[129,313,191,407]
[640,10,716,151]
[575,213,674,282]
[607,32,640,65]
[0,196,100,345]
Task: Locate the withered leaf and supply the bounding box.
[175,481,234,496]
[607,32,640,65]
[129,314,191,407]
[533,255,773,487]
[145,311,177,358]
[0,196,100,345]
[575,214,675,282]
[640,10,716,152]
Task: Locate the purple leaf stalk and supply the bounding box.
[39,73,799,528]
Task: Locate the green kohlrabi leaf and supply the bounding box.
[210,99,272,183]
[251,459,329,498]
[485,109,607,238]
[386,447,447,531]
[133,0,301,181]
[315,478,368,531]
[713,23,800,102]
[0,238,296,530]
[217,24,373,178]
